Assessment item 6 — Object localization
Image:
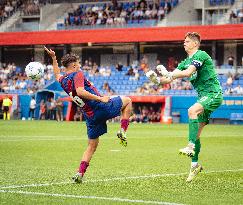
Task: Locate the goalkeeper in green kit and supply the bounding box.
[145,32,223,182]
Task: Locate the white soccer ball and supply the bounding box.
[25,62,44,80]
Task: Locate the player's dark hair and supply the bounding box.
[61,53,80,68]
[185,32,201,44]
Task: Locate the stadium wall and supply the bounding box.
[172,96,243,123]
[0,24,243,45]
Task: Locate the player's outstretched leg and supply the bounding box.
[117,96,132,147]
[180,104,203,158]
[186,163,203,182]
[72,138,99,183]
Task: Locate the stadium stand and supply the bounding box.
[1,60,243,96]
[0,0,22,25]
[57,0,180,30]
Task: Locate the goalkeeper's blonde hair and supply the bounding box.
[185,32,201,46]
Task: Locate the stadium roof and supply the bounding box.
[0,24,243,46]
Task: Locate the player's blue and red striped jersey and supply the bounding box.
[59,71,101,118]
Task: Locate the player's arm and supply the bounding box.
[76,87,110,103]
[171,65,196,79]
[74,72,110,103]
[156,64,196,80]
[44,46,62,81]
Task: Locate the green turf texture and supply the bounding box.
[0,121,242,205]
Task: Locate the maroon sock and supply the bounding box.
[78,161,89,176]
[121,119,129,132]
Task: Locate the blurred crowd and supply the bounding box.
[64,0,179,27]
[229,8,243,24]
[224,72,243,95]
[135,78,193,95]
[0,62,54,93]
[26,96,64,121]
[0,0,21,24]
[22,0,41,16]
[0,0,50,25]
[130,104,161,123]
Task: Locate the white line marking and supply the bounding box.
[0,190,184,205]
[0,168,242,190]
[110,149,121,152]
[0,134,242,142]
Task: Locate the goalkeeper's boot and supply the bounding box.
[117,130,127,147]
[179,143,195,157]
[186,164,203,182]
[145,70,160,85]
[72,172,83,183]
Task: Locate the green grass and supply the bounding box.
[0,121,242,205]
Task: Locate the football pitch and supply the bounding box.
[0,121,242,205]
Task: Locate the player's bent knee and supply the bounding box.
[121,96,132,106]
[188,107,197,118]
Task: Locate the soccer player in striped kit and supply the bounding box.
[44,47,132,183]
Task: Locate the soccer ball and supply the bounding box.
[25,62,44,80]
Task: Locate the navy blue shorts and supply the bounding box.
[86,96,122,139]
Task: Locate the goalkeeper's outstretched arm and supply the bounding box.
[171,65,196,79]
[156,64,197,80]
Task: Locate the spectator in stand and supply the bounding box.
[229,10,237,24]
[115,63,123,71]
[99,65,111,77]
[102,82,114,95]
[232,85,243,95]
[164,0,172,14]
[226,73,234,88]
[83,60,91,71]
[4,2,14,17]
[227,55,234,66]
[237,9,243,23]
[157,6,165,20]
[89,62,99,76]
[126,67,135,76]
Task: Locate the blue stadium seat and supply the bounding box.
[239,80,243,85]
[230,113,243,124]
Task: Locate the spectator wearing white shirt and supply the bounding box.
[29,96,36,120]
[233,85,243,95]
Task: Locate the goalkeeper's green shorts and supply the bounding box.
[197,92,223,124]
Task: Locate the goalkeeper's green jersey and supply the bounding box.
[177,50,222,96]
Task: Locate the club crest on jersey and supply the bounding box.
[190,71,197,81]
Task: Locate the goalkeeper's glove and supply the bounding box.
[145,70,160,85]
[156,65,173,80]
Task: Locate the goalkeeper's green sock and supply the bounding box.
[188,119,199,144]
[192,139,201,162]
